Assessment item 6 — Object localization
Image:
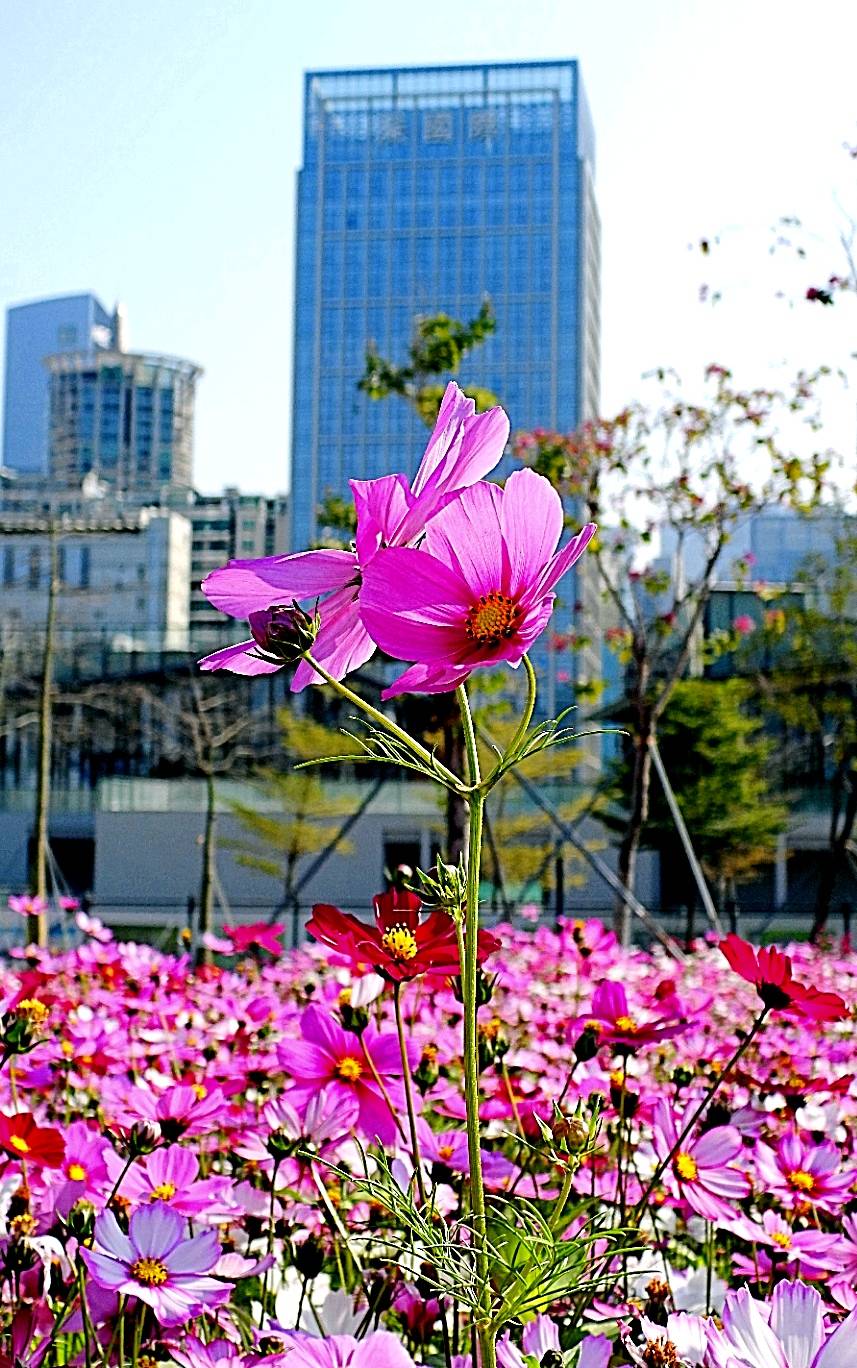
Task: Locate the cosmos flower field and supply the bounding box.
[0,910,856,1367]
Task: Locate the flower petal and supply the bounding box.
[199,640,282,675]
[202,550,356,618]
[423,481,505,596]
[769,1280,824,1368]
[129,1201,186,1259]
[291,584,375,690]
[499,469,564,597]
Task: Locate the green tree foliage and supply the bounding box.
[228,710,358,912]
[357,300,498,427]
[610,679,787,923]
[515,363,832,942]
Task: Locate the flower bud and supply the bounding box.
[66,1199,96,1242]
[266,1128,297,1162]
[573,1023,601,1062]
[293,1234,325,1279]
[249,602,319,665]
[122,1121,160,1157]
[415,1044,439,1095]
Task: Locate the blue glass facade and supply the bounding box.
[290,61,601,713]
[2,294,114,475]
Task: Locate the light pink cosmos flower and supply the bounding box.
[707,1281,857,1368]
[625,1312,707,1367]
[729,1209,847,1281]
[754,1131,855,1213]
[199,382,509,687]
[360,469,596,696]
[80,1201,230,1327]
[276,1333,416,1367]
[7,894,48,919]
[651,1098,750,1223]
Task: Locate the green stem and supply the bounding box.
[304,652,464,790]
[635,1008,768,1216]
[486,654,537,784]
[456,684,496,1368]
[393,982,427,1205]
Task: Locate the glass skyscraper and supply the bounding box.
[2,293,115,476]
[290,60,601,713]
[46,348,201,493]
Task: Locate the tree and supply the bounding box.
[609,679,788,939]
[358,300,498,423]
[228,709,359,928]
[737,529,857,939]
[515,363,831,943]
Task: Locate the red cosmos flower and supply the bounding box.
[0,1112,65,1168]
[306,889,499,983]
[720,934,848,1022]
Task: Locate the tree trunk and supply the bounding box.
[811,754,857,944]
[30,530,58,949]
[197,771,217,966]
[615,721,654,946]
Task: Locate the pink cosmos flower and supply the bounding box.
[730,1209,847,1281]
[275,1334,416,1368]
[80,1201,230,1326]
[105,1143,236,1218]
[707,1281,857,1368]
[277,1005,410,1145]
[7,895,48,919]
[651,1099,750,1223]
[199,382,509,687]
[720,934,848,1021]
[754,1131,855,1213]
[360,469,596,696]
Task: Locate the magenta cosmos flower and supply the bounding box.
[277,1005,410,1145]
[652,1099,750,1223]
[360,469,596,696]
[80,1201,229,1326]
[754,1131,855,1213]
[199,382,509,687]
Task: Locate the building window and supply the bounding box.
[28,547,41,589]
[80,547,90,589]
[2,547,13,587]
[423,111,452,143]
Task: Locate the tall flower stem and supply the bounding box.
[456,683,496,1368]
[393,981,427,1205]
[634,1008,768,1216]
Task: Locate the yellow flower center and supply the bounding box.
[16,998,49,1025]
[336,1055,363,1082]
[10,1212,36,1238]
[380,925,418,962]
[464,591,520,647]
[614,1015,638,1033]
[130,1257,168,1287]
[67,1163,87,1182]
[772,1230,792,1248]
[192,1083,207,1101]
[60,1040,74,1058]
[788,1169,815,1193]
[641,1339,680,1368]
[9,1136,30,1155]
[151,1182,176,1201]
[438,1144,455,1161]
[674,1151,698,1182]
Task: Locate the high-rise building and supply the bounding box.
[2,293,116,476]
[290,60,601,713]
[45,348,201,494]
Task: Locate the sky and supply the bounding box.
[1,0,856,496]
